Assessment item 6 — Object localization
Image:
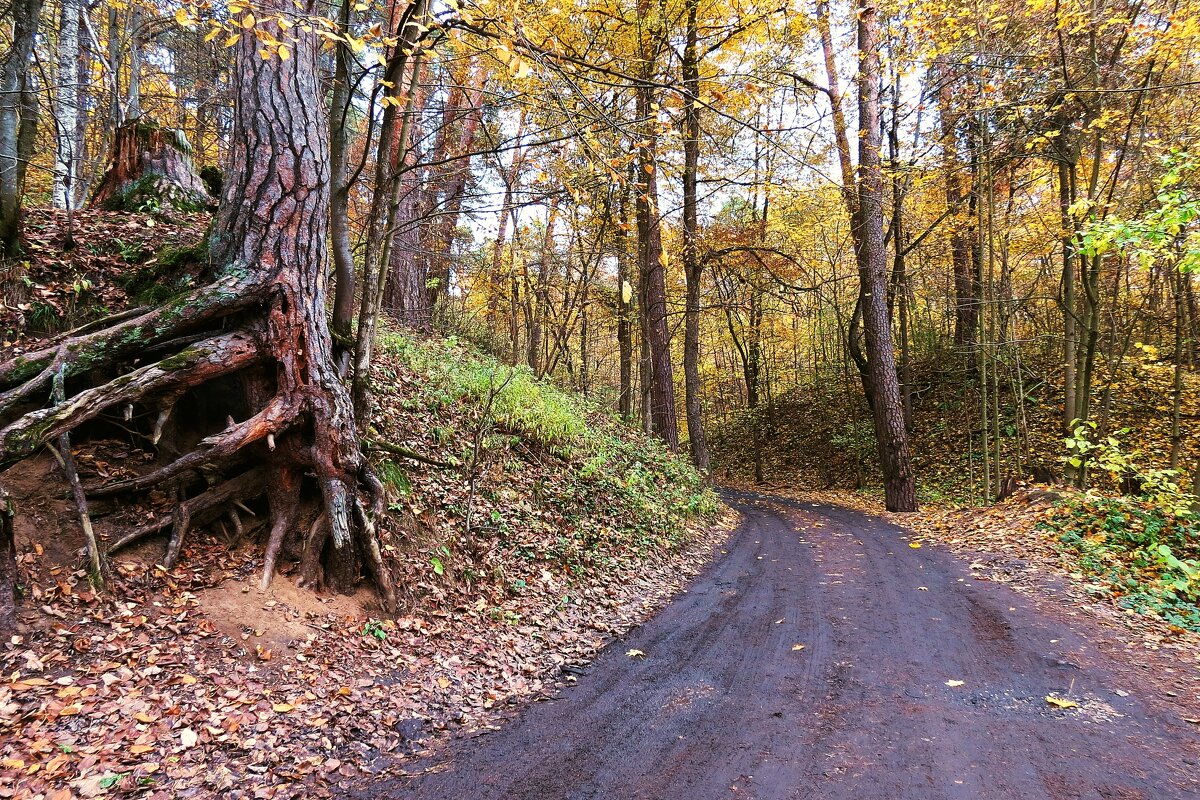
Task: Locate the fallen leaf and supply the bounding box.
[945,680,964,687]
[1045,695,1078,709]
[626,649,645,658]
[917,586,929,591]
[791,644,806,651]
[909,542,922,549]
[272,703,295,713]
[1183,718,1200,724]
[180,728,198,748]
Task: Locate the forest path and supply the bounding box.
[365,490,1200,799]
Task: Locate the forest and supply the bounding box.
[1,0,1200,795]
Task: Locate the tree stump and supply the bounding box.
[90,121,214,213]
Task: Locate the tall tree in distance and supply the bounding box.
[814,0,917,510]
[681,0,710,473]
[634,0,678,451]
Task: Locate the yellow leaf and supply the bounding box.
[272,703,294,713]
[129,744,154,755]
[241,12,256,29]
[435,676,451,689]
[277,44,291,60]
[204,26,222,43]
[791,644,806,651]
[909,542,922,549]
[626,649,646,658]
[174,7,193,28]
[1045,695,1078,709]
[224,33,241,47]
[945,680,964,687]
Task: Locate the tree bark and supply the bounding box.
[634,14,678,451]
[53,0,82,211]
[681,0,710,474]
[329,0,357,373]
[854,0,917,511]
[0,0,44,257]
[208,0,392,602]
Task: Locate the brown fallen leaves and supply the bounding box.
[1,500,732,800]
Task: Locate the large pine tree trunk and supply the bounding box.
[210,0,391,599]
[0,0,395,610]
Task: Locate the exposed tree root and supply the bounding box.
[1,12,403,612]
[0,272,264,410]
[0,262,400,613]
[0,329,263,462]
[87,395,296,498]
[106,466,269,558]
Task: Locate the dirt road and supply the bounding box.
[370,490,1200,799]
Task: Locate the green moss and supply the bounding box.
[2,415,58,460]
[121,241,209,305]
[6,356,45,385]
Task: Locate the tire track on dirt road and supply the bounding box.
[361,490,1200,799]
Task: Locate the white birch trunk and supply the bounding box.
[53,0,81,210]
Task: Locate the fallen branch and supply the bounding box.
[47,365,106,590]
[366,439,459,470]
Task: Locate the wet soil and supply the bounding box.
[363,490,1200,799]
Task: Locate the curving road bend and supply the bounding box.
[368,490,1200,799]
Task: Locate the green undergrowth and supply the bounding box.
[370,330,718,607]
[1039,495,1200,631]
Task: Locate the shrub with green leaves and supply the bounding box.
[375,330,718,573]
[1040,495,1200,631]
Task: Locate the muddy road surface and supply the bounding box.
[369,490,1200,799]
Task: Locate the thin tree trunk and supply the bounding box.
[617,180,633,420]
[0,0,44,257]
[681,0,709,473]
[329,0,357,374]
[854,0,917,511]
[352,0,428,424]
[126,6,142,120]
[53,0,82,211]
